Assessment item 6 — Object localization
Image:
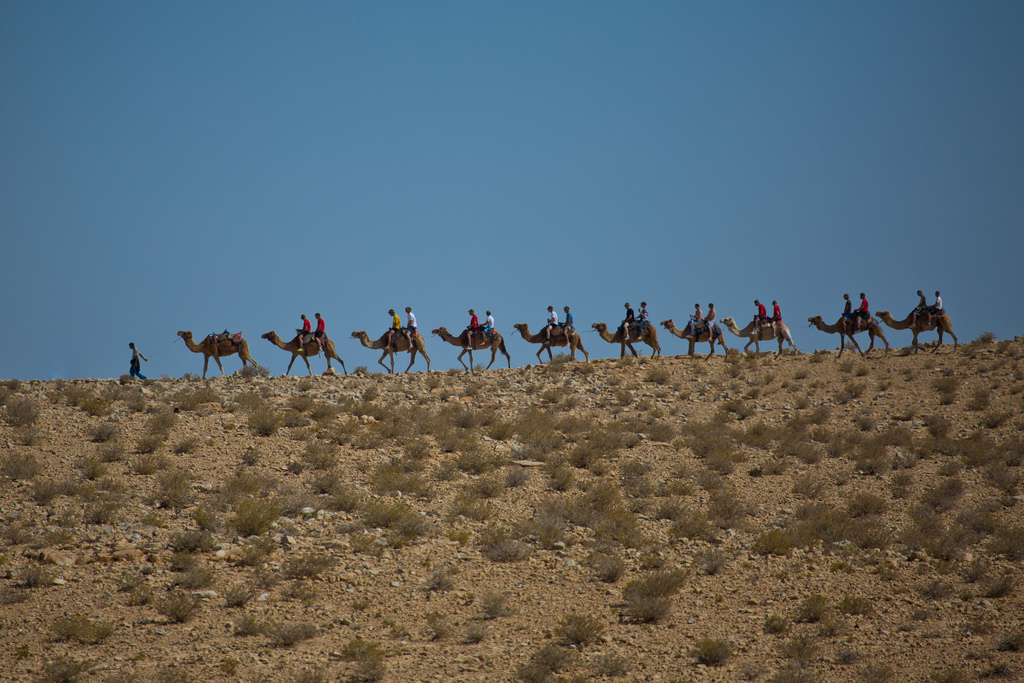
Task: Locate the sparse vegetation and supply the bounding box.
[2,345,1023,681]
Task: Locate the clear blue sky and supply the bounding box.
[2,2,1022,378]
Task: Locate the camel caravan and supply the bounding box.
[174,292,957,377]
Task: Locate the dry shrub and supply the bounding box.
[692,638,732,666]
[4,396,40,426]
[283,553,336,579]
[174,386,221,411]
[156,591,201,623]
[2,451,43,480]
[249,406,282,436]
[517,644,575,683]
[479,524,530,562]
[847,492,887,517]
[371,462,432,498]
[555,613,605,646]
[764,614,790,634]
[480,590,513,619]
[269,622,318,648]
[52,615,115,644]
[920,477,964,512]
[588,551,626,583]
[988,526,1024,561]
[621,569,688,623]
[339,637,387,682]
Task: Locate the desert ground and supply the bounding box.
[1,334,1022,683]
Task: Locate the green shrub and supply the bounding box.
[231,498,281,536]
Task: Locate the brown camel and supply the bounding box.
[177,331,259,379]
[875,310,958,354]
[720,317,799,356]
[431,327,511,371]
[350,331,431,374]
[591,322,661,358]
[659,319,729,359]
[512,323,589,363]
[261,331,347,376]
[807,315,889,358]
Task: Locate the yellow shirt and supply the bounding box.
[392,314,401,330]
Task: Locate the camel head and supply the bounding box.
[808,316,823,326]
[177,331,192,340]
[431,327,447,336]
[351,331,367,339]
[513,323,529,333]
[721,317,735,327]
[660,319,674,329]
[875,311,891,320]
[261,331,279,342]
[591,322,607,332]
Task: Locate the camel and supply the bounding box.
[431,327,511,371]
[177,331,259,379]
[807,315,889,358]
[260,331,347,376]
[875,310,958,354]
[350,331,431,373]
[720,317,799,357]
[591,322,661,358]
[512,323,589,363]
[659,319,729,359]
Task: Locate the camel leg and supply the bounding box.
[456,349,470,371]
[405,350,417,373]
[302,355,312,376]
[421,347,431,372]
[202,356,210,379]
[285,354,298,375]
[948,328,958,352]
[467,349,474,372]
[377,351,393,374]
[626,342,638,358]
[499,343,511,369]
[213,355,226,376]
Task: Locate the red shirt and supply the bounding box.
[757,303,767,318]
[469,314,479,329]
[859,298,869,313]
[773,304,781,320]
[302,318,311,333]
[316,318,325,333]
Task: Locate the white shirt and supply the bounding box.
[407,312,416,327]
[548,311,558,325]
[934,296,942,309]
[485,315,494,328]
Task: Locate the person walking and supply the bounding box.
[129,343,148,380]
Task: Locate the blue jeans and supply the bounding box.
[130,363,146,380]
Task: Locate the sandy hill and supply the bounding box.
[1,338,1022,683]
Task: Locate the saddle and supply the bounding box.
[296,329,328,346]
[209,331,242,345]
